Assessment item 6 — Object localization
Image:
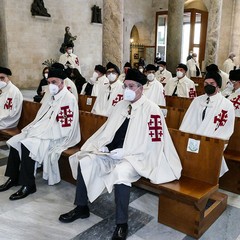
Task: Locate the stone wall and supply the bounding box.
[1,0,103,89]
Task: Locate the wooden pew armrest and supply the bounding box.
[0,127,21,138]
[224,150,240,162]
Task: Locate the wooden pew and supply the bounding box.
[134,128,227,239]
[163,106,186,129]
[165,95,192,109]
[59,111,107,184]
[191,77,205,96]
[219,117,240,193]
[78,94,96,112]
[0,100,41,140]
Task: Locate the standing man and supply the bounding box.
[59,69,182,240]
[186,52,202,78]
[0,67,23,130]
[0,68,80,199]
[143,64,166,107]
[223,52,236,74]
[91,62,123,116]
[227,69,240,117]
[165,63,196,98]
[59,43,81,74]
[180,71,235,176]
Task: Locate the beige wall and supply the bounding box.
[1,0,103,89]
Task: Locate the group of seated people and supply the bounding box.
[0,55,239,239]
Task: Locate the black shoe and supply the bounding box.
[112,224,128,240]
[9,185,36,200]
[0,178,17,192]
[59,206,90,223]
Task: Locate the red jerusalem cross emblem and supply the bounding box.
[112,94,123,106]
[188,88,196,98]
[56,106,74,127]
[230,95,240,109]
[75,57,79,66]
[4,98,13,110]
[148,114,163,142]
[213,109,228,131]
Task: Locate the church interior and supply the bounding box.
[0,0,240,239]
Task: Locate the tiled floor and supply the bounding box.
[0,140,240,240]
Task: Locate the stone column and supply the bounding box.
[204,0,223,67]
[231,0,240,67]
[166,0,185,74]
[102,0,124,68]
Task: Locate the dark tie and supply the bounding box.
[172,81,179,96]
[128,104,132,115]
[196,65,200,76]
[202,97,210,121]
[107,85,111,100]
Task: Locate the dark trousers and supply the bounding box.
[5,144,36,186]
[74,165,130,224]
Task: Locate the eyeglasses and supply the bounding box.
[123,83,140,90]
[106,70,117,75]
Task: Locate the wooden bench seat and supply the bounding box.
[0,100,41,140]
[134,128,227,239]
[219,117,240,193]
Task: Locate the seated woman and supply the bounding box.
[34,67,49,102]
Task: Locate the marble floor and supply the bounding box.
[0,141,240,240]
[1,89,240,239]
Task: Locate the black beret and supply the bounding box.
[124,62,132,68]
[0,67,12,76]
[124,68,147,85]
[177,63,188,72]
[66,42,74,48]
[206,64,219,73]
[51,62,65,70]
[106,62,120,75]
[158,61,166,66]
[94,65,106,74]
[145,64,157,72]
[48,68,66,80]
[229,69,240,81]
[205,71,222,88]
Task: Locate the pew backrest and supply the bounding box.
[168,128,225,185]
[165,96,192,109]
[78,95,97,112]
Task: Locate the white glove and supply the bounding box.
[98,146,109,153]
[110,148,124,160]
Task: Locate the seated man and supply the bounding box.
[91,62,124,117]
[0,67,23,130]
[227,69,240,117]
[81,64,108,96]
[59,69,182,240]
[165,63,196,98]
[180,71,235,176]
[0,68,80,200]
[41,62,78,102]
[143,64,166,107]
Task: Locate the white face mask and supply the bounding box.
[44,73,48,79]
[67,49,73,54]
[123,88,136,101]
[92,71,99,79]
[139,68,143,73]
[147,73,155,81]
[107,73,117,82]
[49,83,59,95]
[159,66,164,71]
[176,71,184,78]
[0,81,7,89]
